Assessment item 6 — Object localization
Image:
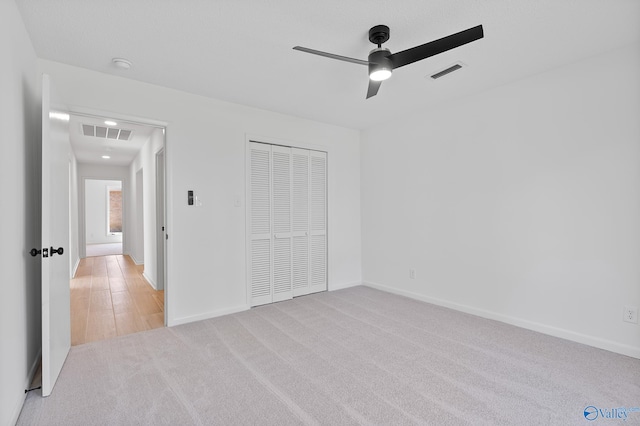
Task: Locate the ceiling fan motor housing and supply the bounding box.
[369,25,390,46]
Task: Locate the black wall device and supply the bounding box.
[188,190,194,206]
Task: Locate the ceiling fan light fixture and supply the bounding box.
[368,48,393,82]
[370,67,392,81]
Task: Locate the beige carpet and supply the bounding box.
[18,286,640,425]
[85,243,122,257]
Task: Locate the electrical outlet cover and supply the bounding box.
[623,306,638,324]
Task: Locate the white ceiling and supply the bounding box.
[67,114,155,166]
[16,0,640,130]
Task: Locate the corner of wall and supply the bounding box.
[363,281,640,359]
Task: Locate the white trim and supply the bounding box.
[245,133,328,154]
[72,256,80,278]
[169,305,249,327]
[363,280,640,360]
[130,254,144,266]
[66,106,168,129]
[142,272,157,290]
[329,281,361,291]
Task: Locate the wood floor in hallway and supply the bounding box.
[70,255,164,346]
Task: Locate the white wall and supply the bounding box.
[76,163,129,257]
[129,168,145,265]
[0,1,41,424]
[129,128,164,288]
[362,43,640,358]
[41,60,362,326]
[84,179,122,244]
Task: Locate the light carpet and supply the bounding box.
[18,286,640,425]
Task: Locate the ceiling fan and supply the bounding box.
[293,24,484,99]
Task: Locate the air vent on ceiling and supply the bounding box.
[430,63,463,80]
[82,124,132,141]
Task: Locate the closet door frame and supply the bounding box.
[245,135,328,308]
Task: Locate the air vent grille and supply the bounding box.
[82,124,94,137]
[82,124,132,141]
[430,63,463,79]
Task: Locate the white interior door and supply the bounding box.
[292,148,310,297]
[309,150,327,293]
[249,142,273,306]
[271,145,293,302]
[41,74,71,397]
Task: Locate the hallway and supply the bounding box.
[70,255,164,345]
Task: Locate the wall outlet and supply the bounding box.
[623,306,638,324]
[409,269,416,280]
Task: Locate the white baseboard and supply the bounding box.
[329,281,361,291]
[142,272,157,290]
[363,280,640,360]
[130,255,143,265]
[72,256,80,278]
[170,305,249,327]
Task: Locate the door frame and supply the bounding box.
[66,107,170,325]
[155,148,166,294]
[80,177,126,258]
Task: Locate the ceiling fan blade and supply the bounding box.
[293,46,370,66]
[366,80,382,99]
[388,25,483,69]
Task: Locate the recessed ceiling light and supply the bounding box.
[102,155,111,159]
[104,120,117,126]
[112,58,132,70]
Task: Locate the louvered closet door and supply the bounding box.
[291,148,310,297]
[309,150,327,293]
[271,145,293,302]
[249,142,273,307]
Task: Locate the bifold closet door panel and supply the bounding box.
[309,150,327,293]
[248,142,326,307]
[248,142,273,307]
[271,145,293,302]
[292,148,310,297]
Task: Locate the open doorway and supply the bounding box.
[67,111,167,345]
[84,178,123,257]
